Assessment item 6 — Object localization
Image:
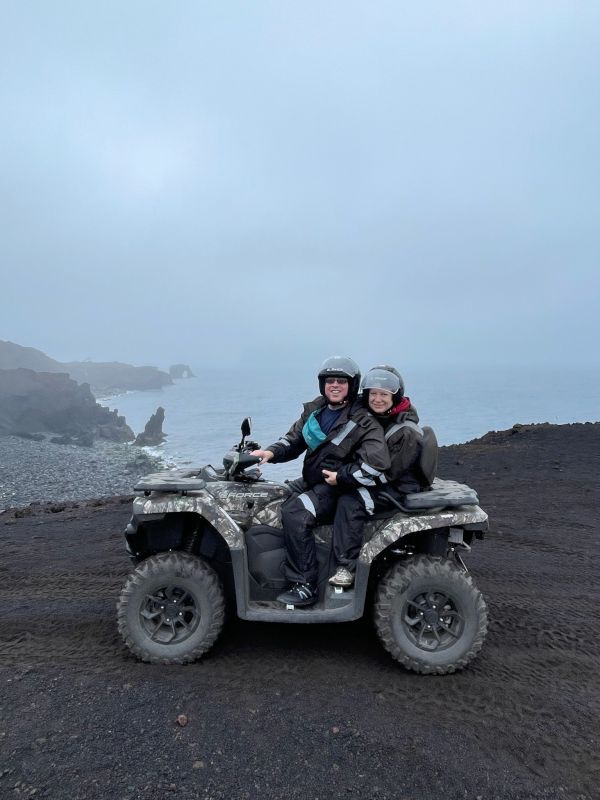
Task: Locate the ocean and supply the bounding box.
[100,366,600,482]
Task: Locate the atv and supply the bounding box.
[117,419,489,674]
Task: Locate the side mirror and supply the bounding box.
[237,417,252,451]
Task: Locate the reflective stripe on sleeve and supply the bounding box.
[277,437,291,447]
[351,469,376,487]
[351,461,384,486]
[361,462,384,477]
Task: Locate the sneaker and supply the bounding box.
[277,583,318,607]
[328,567,354,587]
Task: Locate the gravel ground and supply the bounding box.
[0,435,164,508]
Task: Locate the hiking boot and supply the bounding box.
[277,583,318,607]
[328,567,354,587]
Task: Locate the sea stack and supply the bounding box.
[134,407,167,447]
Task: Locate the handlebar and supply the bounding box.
[222,449,262,480]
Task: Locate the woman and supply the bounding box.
[323,365,432,587]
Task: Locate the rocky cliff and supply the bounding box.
[0,368,134,443]
[64,361,172,395]
[0,341,172,396]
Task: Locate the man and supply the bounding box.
[252,356,390,606]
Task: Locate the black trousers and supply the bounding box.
[280,482,340,586]
[281,482,407,584]
[332,486,407,572]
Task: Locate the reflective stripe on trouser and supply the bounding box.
[332,492,370,569]
[280,483,340,585]
[357,487,375,515]
[332,487,407,570]
[298,492,317,516]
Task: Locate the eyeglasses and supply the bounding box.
[325,377,348,385]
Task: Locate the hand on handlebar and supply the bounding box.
[251,449,274,466]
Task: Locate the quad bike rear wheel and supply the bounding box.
[373,554,487,675]
[117,552,225,664]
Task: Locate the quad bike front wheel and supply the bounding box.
[117,552,225,664]
[373,554,488,675]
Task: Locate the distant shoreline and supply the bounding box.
[2,420,598,512]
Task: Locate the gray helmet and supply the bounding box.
[362,365,405,408]
[318,355,361,399]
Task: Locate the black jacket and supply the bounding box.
[267,397,390,488]
[379,402,428,493]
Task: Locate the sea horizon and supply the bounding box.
[100,364,600,480]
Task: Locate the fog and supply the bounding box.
[1,1,599,371]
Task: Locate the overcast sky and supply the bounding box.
[1,1,598,370]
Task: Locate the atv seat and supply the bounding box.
[134,469,206,493]
[401,478,479,510]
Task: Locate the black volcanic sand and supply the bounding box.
[0,423,598,800]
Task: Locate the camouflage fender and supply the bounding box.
[253,499,284,529]
[132,490,244,550]
[358,505,488,564]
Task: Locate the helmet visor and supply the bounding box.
[361,368,401,394]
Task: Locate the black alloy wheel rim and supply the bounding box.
[401,590,464,652]
[139,584,201,644]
